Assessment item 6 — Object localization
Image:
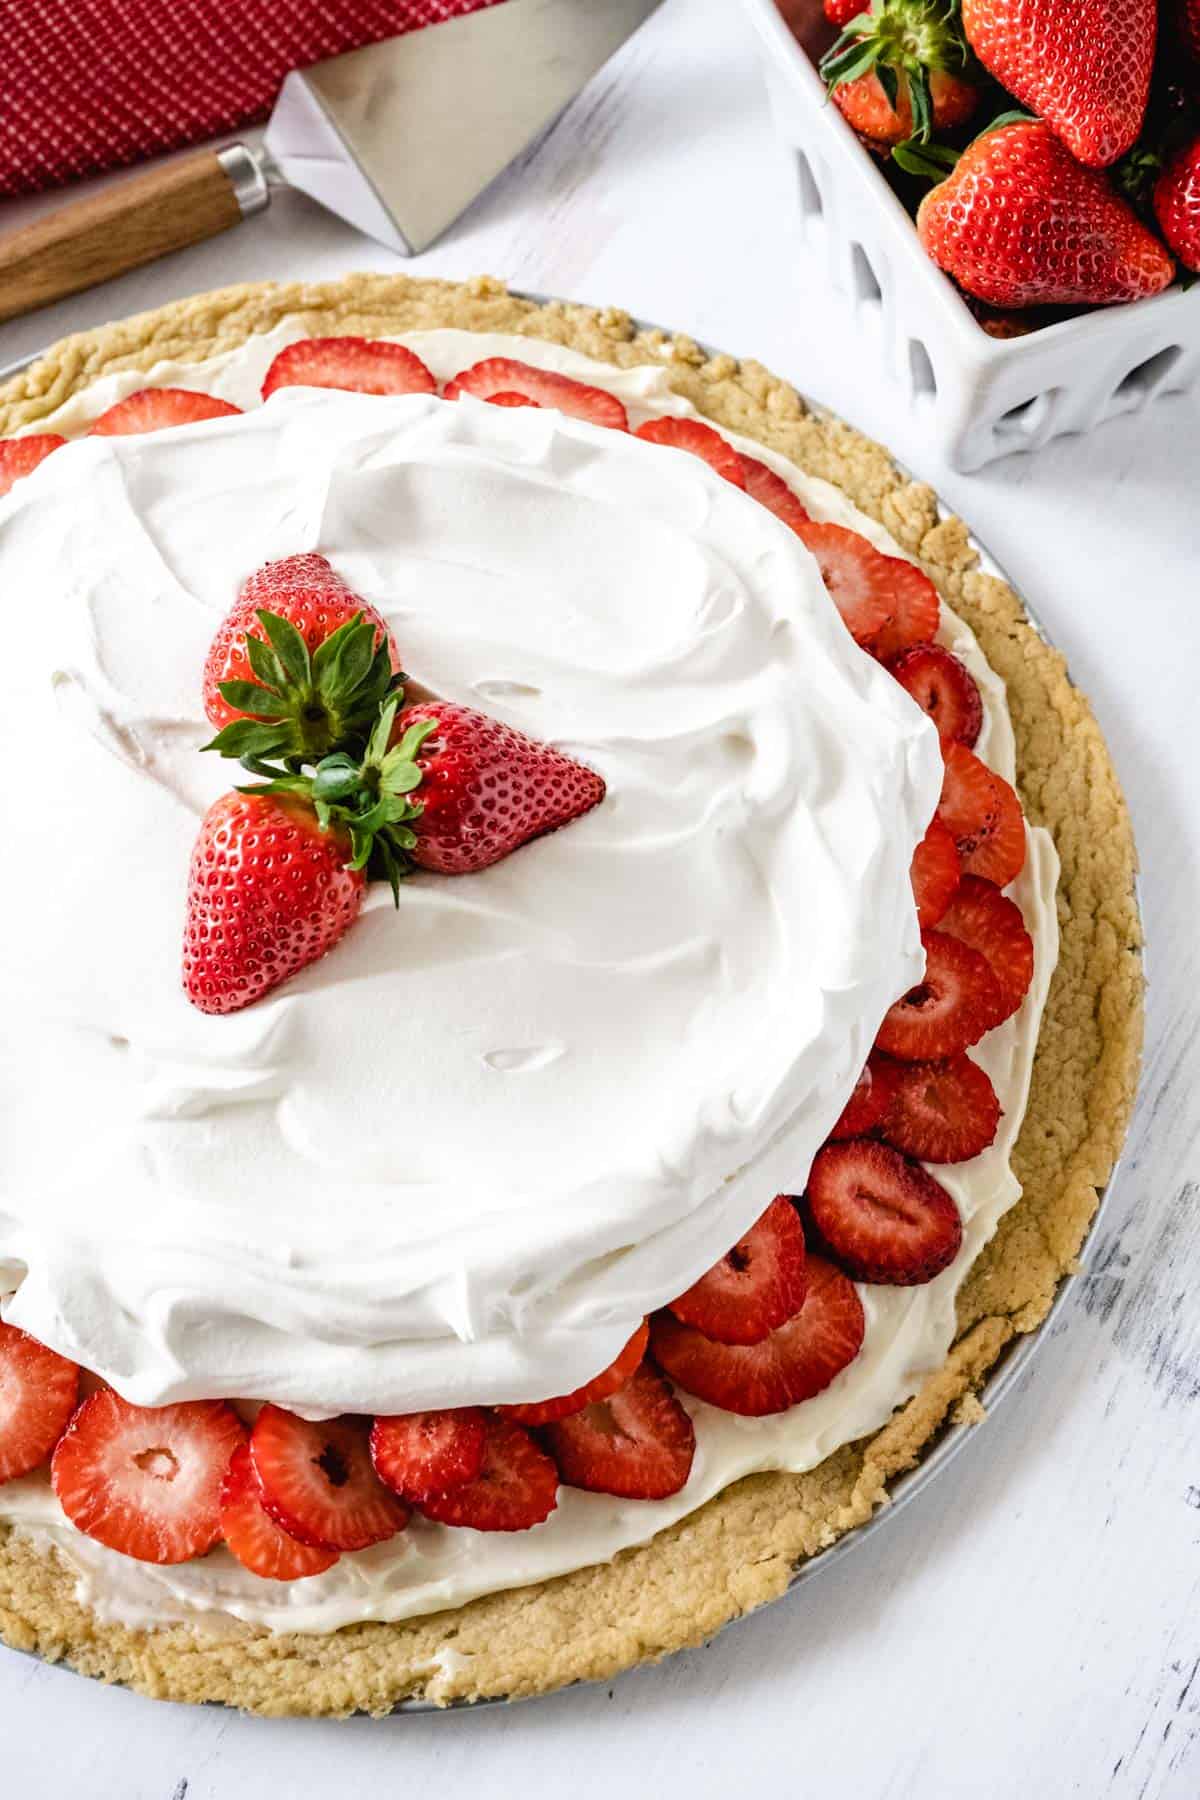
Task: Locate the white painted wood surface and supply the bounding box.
[1,1,1196,1793]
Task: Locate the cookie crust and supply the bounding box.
[0,274,1142,1714]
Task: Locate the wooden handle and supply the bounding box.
[0,151,248,325]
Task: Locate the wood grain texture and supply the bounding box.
[0,152,242,325]
[0,0,1194,1793]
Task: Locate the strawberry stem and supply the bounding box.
[236,699,439,902]
[202,609,405,764]
[820,0,973,145]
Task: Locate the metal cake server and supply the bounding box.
[0,0,661,324]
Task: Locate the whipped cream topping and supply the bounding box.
[0,327,1058,1635]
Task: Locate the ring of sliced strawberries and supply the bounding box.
[0,339,1035,1581]
[816,0,1200,322]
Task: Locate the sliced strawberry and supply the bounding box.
[791,521,894,648]
[866,562,941,664]
[51,1391,246,1565]
[650,1255,864,1415]
[876,928,1003,1060]
[499,1321,649,1426]
[741,456,812,533]
[249,1406,409,1551]
[369,1407,487,1503]
[219,1442,339,1581]
[939,875,1034,1025]
[543,1363,695,1500]
[806,1140,962,1285]
[0,433,67,499]
[634,416,746,487]
[828,1052,901,1140]
[910,816,962,929]
[262,336,437,400]
[88,389,243,435]
[0,1322,79,1484]
[444,357,628,430]
[938,743,1027,887]
[486,391,537,407]
[417,1416,558,1532]
[667,1195,807,1346]
[881,1054,1001,1165]
[889,643,983,750]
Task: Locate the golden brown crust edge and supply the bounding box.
[0,274,1143,1715]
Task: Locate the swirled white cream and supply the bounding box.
[0,327,1057,1635]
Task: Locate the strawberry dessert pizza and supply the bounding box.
[0,276,1141,1713]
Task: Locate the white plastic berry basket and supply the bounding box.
[742,0,1200,470]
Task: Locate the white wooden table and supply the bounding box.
[2,2,1197,1793]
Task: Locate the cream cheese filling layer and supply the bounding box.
[0,327,1057,1634]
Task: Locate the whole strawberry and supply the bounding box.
[394,701,606,875]
[824,0,870,23]
[183,791,364,1014]
[960,0,1156,168]
[1174,0,1200,68]
[203,554,403,762]
[1154,135,1200,273]
[917,120,1175,306]
[821,0,978,147]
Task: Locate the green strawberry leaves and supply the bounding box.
[202,608,403,763]
[233,699,439,903]
[820,0,975,147]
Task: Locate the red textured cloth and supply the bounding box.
[0,0,503,198]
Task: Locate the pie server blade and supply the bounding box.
[264,0,663,256]
[0,0,662,325]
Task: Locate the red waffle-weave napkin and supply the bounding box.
[0,0,504,198]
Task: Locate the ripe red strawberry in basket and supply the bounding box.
[1154,136,1200,274]
[917,121,1175,308]
[825,0,869,23]
[821,0,978,148]
[960,0,1156,168]
[1174,0,1200,66]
